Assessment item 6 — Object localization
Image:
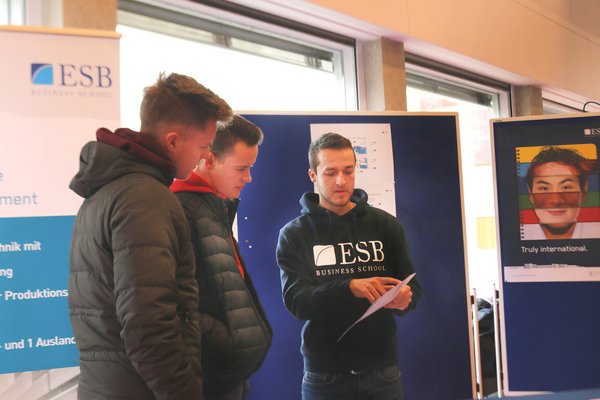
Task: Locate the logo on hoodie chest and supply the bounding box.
[312,241,386,276]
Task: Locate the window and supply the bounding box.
[406,59,511,299]
[117,0,357,129]
[543,98,582,115]
[0,0,25,24]
[542,89,600,114]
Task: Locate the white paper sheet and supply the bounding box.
[337,273,416,342]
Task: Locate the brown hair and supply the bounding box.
[211,115,264,159]
[140,72,232,137]
[308,132,355,172]
[526,146,597,192]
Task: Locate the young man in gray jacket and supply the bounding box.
[69,73,232,399]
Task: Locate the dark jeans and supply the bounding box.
[302,365,403,400]
[204,380,249,400]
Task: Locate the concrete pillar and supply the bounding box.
[513,85,543,116]
[363,38,407,111]
[62,0,117,31]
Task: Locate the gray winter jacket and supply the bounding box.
[68,128,202,400]
[172,175,272,387]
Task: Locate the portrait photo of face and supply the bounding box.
[518,144,600,240]
[528,156,587,238]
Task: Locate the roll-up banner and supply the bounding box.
[0,26,120,374]
[492,113,600,395]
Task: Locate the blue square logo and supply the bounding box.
[31,63,53,85]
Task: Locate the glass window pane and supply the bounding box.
[1,0,25,24]
[543,99,582,115]
[117,6,356,129]
[407,71,510,299]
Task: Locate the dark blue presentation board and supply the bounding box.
[238,113,474,400]
[492,114,600,394]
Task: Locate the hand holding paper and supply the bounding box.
[384,282,414,310]
[338,273,416,342]
[349,276,401,302]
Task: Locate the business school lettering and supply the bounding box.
[313,241,387,277]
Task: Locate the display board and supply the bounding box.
[0,27,120,375]
[238,112,475,400]
[492,114,600,395]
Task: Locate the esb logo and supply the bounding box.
[313,241,385,267]
[584,128,600,136]
[31,63,112,88]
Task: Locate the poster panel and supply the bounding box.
[239,112,475,400]
[492,113,600,395]
[0,27,120,378]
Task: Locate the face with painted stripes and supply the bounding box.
[529,162,587,232]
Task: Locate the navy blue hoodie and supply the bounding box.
[276,189,421,373]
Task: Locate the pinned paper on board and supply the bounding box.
[337,273,416,342]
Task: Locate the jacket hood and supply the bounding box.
[69,128,175,198]
[299,189,369,217]
[171,172,238,227]
[97,127,172,170]
[170,171,222,197]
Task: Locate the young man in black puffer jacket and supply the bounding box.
[171,115,272,400]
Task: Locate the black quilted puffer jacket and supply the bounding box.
[172,174,272,387]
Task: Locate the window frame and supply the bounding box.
[118,0,359,110]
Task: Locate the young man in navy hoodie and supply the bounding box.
[276,132,421,400]
[69,73,232,399]
[170,115,272,400]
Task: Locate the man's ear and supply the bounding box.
[527,186,534,206]
[163,131,179,155]
[582,181,590,203]
[204,152,216,169]
[308,168,316,183]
